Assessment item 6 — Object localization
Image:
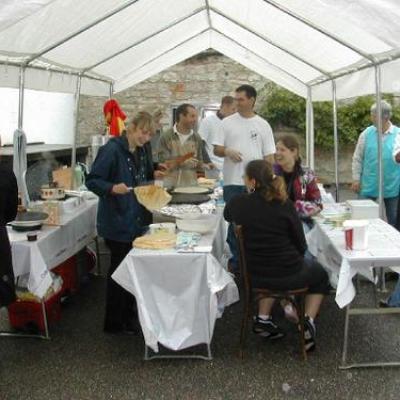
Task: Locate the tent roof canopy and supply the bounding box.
[1,0,400,100]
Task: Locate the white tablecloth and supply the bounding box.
[308,218,400,308]
[9,200,97,298]
[112,212,239,352]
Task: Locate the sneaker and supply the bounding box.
[304,316,316,352]
[284,303,299,324]
[252,316,285,339]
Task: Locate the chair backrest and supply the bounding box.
[234,225,252,295]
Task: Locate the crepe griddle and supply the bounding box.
[169,193,211,205]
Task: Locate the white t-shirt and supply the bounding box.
[213,112,276,185]
[174,124,193,145]
[198,114,224,170]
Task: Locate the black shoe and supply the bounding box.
[304,316,316,352]
[252,316,285,340]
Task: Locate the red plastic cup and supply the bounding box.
[345,228,353,250]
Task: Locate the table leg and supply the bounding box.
[143,343,213,361]
[41,299,50,339]
[94,236,102,276]
[340,304,350,369]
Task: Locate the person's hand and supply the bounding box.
[157,163,169,171]
[182,158,199,169]
[203,163,215,170]
[351,181,361,193]
[154,170,166,179]
[396,152,400,163]
[225,148,243,162]
[111,183,131,195]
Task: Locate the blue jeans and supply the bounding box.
[360,195,399,228]
[223,185,247,271]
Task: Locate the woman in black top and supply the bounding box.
[224,160,329,351]
[0,146,18,307]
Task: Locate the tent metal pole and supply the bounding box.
[374,65,384,219]
[71,74,82,189]
[262,0,375,63]
[332,80,340,201]
[205,0,212,27]
[213,29,306,86]
[306,87,315,169]
[25,0,141,65]
[17,66,25,130]
[82,7,206,73]
[109,82,114,99]
[209,7,330,78]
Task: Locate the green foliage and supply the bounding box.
[258,84,400,149]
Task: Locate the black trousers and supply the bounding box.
[104,239,137,330]
[251,260,330,295]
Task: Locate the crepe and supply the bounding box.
[173,186,209,194]
[134,185,172,211]
[133,232,177,250]
[197,177,217,189]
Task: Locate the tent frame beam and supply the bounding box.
[205,0,212,28]
[212,29,307,87]
[332,80,339,201]
[82,6,207,73]
[209,6,330,79]
[71,74,82,188]
[308,50,400,87]
[116,28,210,85]
[17,66,25,130]
[24,0,141,65]
[263,0,375,63]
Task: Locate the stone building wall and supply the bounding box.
[77,50,268,145]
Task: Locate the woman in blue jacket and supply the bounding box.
[86,111,154,334]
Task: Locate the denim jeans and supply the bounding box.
[360,195,399,228]
[223,185,247,271]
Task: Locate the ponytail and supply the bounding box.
[245,160,288,203]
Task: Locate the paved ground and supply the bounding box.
[2,187,400,400]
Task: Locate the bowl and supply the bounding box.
[149,223,176,235]
[176,213,217,234]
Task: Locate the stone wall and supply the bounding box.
[77,50,268,144]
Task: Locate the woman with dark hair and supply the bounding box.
[274,134,322,222]
[224,160,329,351]
[0,137,18,308]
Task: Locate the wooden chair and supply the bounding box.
[235,225,308,360]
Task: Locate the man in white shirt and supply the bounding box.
[198,96,236,172]
[214,84,276,272]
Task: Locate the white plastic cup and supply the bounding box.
[343,220,369,250]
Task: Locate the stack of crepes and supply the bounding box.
[103,99,126,136]
[133,232,177,250]
[134,185,172,211]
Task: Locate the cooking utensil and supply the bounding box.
[169,193,210,205]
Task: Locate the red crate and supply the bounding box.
[52,255,78,294]
[7,290,62,332]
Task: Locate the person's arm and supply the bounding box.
[157,134,172,164]
[287,202,307,255]
[86,145,122,196]
[5,171,18,223]
[212,122,242,161]
[201,140,211,164]
[262,121,276,164]
[393,130,400,163]
[351,130,366,192]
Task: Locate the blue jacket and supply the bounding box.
[86,135,152,243]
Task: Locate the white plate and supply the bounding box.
[173,186,209,194]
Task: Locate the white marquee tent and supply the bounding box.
[1,0,399,207]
